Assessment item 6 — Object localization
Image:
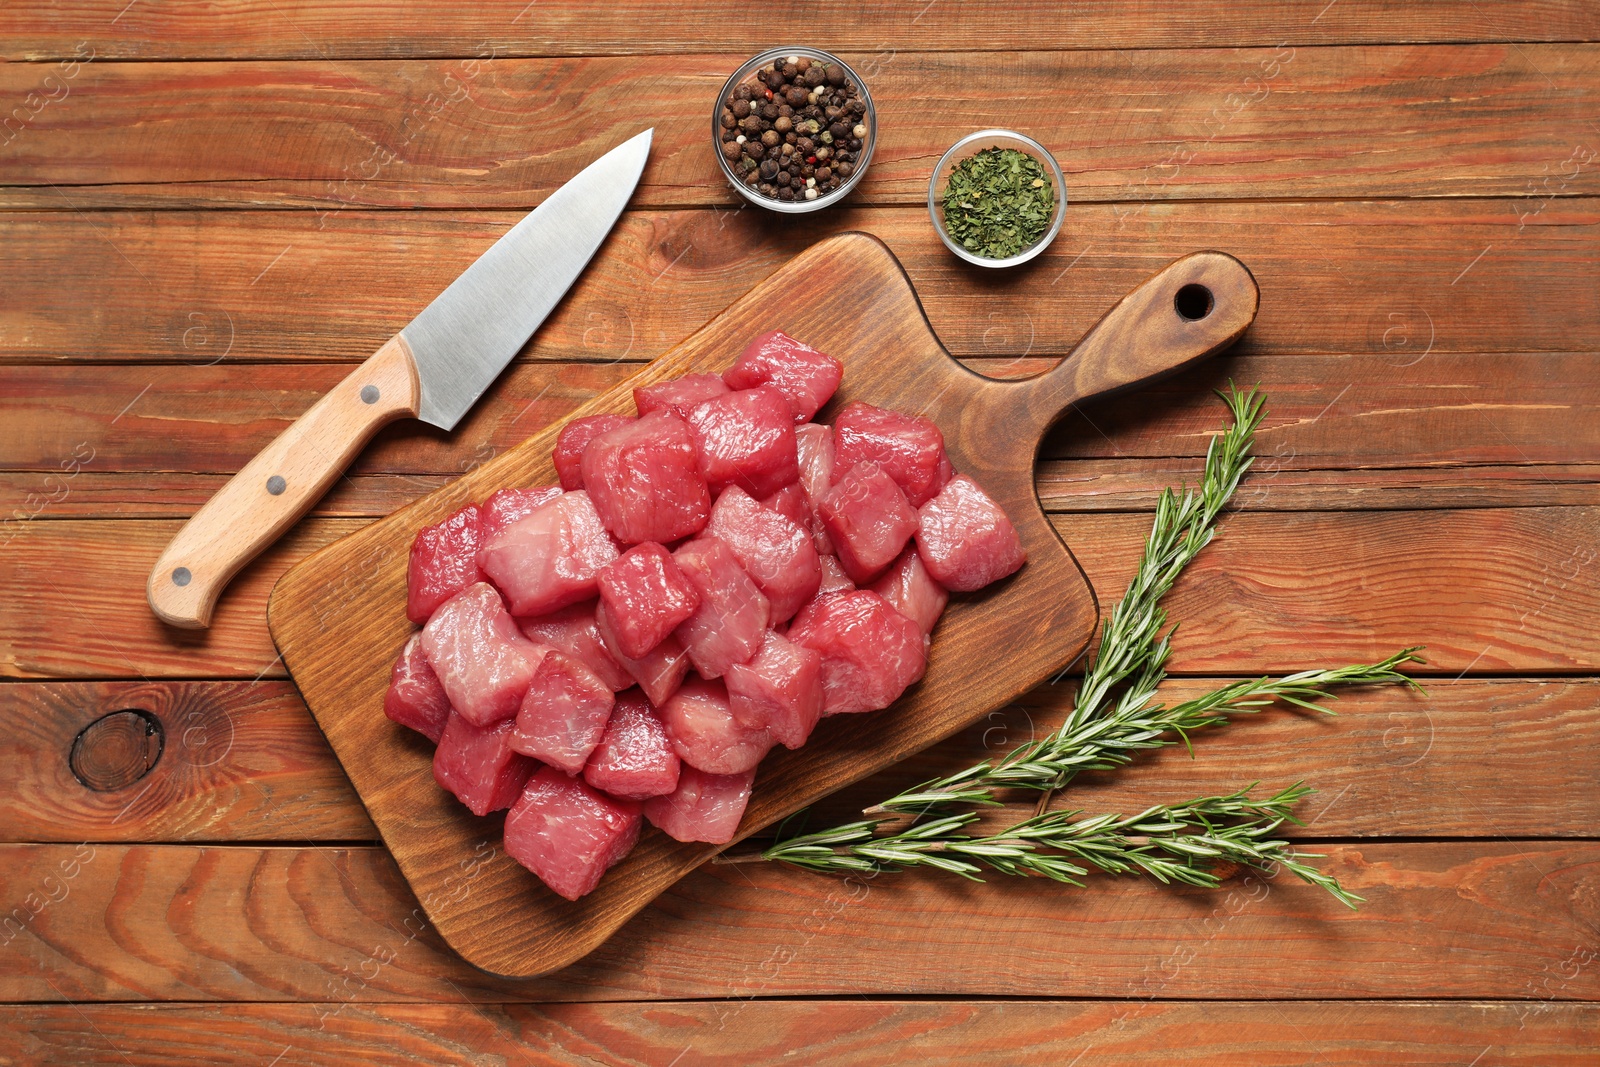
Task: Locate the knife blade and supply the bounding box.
[146,129,654,629]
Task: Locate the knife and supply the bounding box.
[147,128,654,629]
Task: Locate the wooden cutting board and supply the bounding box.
[267,232,1257,978]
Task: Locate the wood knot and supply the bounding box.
[70,709,164,792]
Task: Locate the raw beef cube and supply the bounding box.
[707,486,821,624]
[672,537,771,678]
[517,600,632,692]
[433,712,536,816]
[722,330,844,423]
[795,421,837,554]
[477,490,620,616]
[406,504,485,624]
[383,633,452,743]
[421,583,546,726]
[480,486,563,542]
[816,554,856,596]
[644,766,755,845]
[583,692,682,799]
[509,651,616,774]
[596,601,693,705]
[684,385,799,499]
[818,461,919,583]
[796,422,836,502]
[787,590,927,715]
[581,410,711,545]
[869,547,950,635]
[505,767,642,901]
[658,677,773,774]
[917,475,1028,592]
[833,401,953,507]
[634,373,731,419]
[724,630,824,749]
[761,482,811,529]
[597,542,702,658]
[553,414,635,491]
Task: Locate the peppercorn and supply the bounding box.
[719,54,869,207]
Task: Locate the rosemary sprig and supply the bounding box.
[862,383,1270,817]
[751,385,1424,908]
[866,648,1426,816]
[762,784,1364,908]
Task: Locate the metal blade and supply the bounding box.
[401,128,652,430]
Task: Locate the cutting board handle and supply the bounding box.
[1008,250,1259,429]
[146,333,421,629]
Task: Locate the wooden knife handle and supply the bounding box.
[147,334,421,629]
[1009,250,1259,428]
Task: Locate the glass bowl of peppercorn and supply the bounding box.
[929,129,1067,268]
[713,47,875,213]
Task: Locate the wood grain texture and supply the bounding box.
[265,237,1258,978]
[3,1001,1595,1066]
[8,1,1600,60]
[3,47,1596,210]
[0,679,1592,843]
[5,351,1597,479]
[3,841,1596,1002]
[6,504,1597,679]
[10,462,1599,523]
[4,199,1596,364]
[0,681,373,843]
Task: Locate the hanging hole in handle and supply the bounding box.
[1174,283,1214,321]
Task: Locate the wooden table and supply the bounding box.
[3,4,1597,1062]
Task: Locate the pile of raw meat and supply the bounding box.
[384,330,1026,901]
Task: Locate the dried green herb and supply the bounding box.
[940,146,1055,259]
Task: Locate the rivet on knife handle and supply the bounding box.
[146,333,421,629]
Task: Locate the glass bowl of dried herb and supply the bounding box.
[928,129,1067,268]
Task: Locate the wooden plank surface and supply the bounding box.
[5,507,1594,678]
[3,840,1596,1002]
[2,678,1593,843]
[3,48,1596,210]
[5,351,1598,476]
[8,1,1600,60]
[5,200,1597,364]
[3,1001,1595,1066]
[8,462,1600,522]
[3,4,1598,1057]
